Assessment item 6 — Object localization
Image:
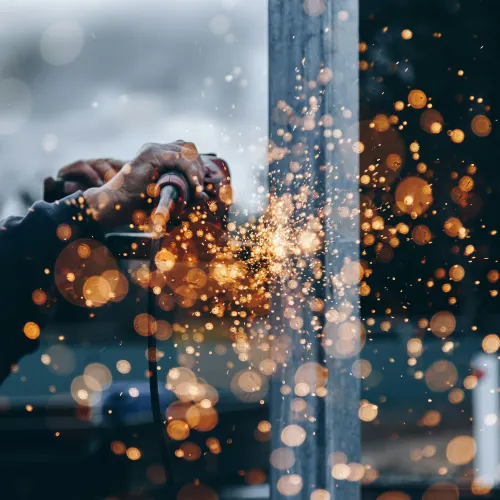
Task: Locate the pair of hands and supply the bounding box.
[58,140,209,230]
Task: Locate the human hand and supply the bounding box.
[57,158,125,194]
[83,140,208,230]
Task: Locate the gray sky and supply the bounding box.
[0,0,268,216]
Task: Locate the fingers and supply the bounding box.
[102,159,125,171]
[58,159,123,188]
[161,148,205,197]
[199,191,210,204]
[133,141,206,198]
[169,141,205,197]
[89,159,120,184]
[59,160,104,187]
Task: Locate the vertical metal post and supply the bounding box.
[268,1,360,498]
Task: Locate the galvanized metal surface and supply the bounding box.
[269,1,360,498]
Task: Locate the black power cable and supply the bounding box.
[148,234,177,498]
[147,181,186,499]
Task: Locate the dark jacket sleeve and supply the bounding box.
[0,192,104,386]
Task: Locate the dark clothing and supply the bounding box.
[0,192,103,386]
[0,157,231,387]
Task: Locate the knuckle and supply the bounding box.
[137,142,160,157]
[161,150,177,163]
[60,160,84,175]
[94,158,111,168]
[72,160,87,169]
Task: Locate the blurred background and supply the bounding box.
[0,0,268,218]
